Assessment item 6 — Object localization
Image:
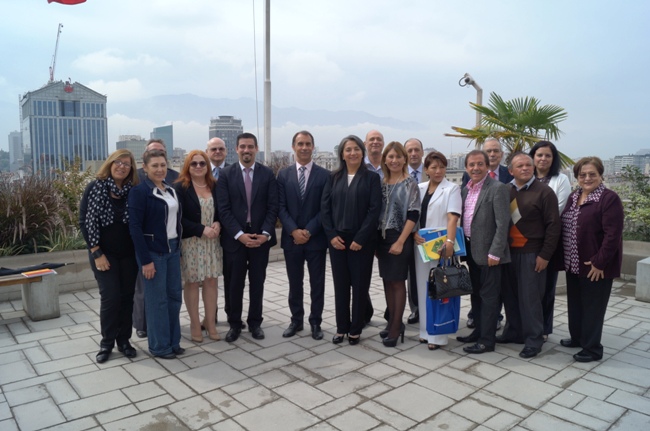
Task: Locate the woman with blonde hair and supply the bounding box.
[80,149,139,363]
[174,150,222,342]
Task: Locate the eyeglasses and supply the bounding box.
[208,147,226,152]
[578,173,599,179]
[113,160,132,169]
[190,161,207,168]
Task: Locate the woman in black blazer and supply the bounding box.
[174,150,222,343]
[321,135,382,345]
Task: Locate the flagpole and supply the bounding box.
[263,0,271,163]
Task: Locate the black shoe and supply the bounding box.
[382,327,405,347]
[456,334,479,343]
[96,348,112,363]
[380,322,405,339]
[560,338,580,348]
[348,335,360,345]
[172,347,185,355]
[311,325,323,340]
[466,317,476,329]
[519,346,541,358]
[407,311,419,324]
[282,322,303,338]
[463,343,494,354]
[225,327,241,342]
[250,327,265,340]
[136,330,147,338]
[332,334,346,344]
[573,350,599,363]
[495,335,520,344]
[156,353,177,360]
[117,343,137,358]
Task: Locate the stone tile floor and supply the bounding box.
[0,260,649,430]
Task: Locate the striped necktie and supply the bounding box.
[298,166,306,198]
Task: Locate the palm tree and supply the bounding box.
[446,92,571,165]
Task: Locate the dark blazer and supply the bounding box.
[173,181,219,239]
[558,188,624,279]
[462,164,513,188]
[128,177,182,266]
[321,169,381,247]
[216,162,279,252]
[461,175,511,265]
[277,163,329,251]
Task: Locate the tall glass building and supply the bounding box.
[20,81,108,176]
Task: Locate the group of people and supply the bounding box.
[80,130,623,365]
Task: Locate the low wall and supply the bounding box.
[621,240,650,280]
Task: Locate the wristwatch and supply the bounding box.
[91,249,104,259]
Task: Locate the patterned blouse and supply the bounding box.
[379,175,420,234]
[561,183,605,275]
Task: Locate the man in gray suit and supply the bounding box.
[456,150,511,354]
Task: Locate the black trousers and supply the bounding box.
[542,269,559,335]
[284,248,327,326]
[566,273,612,359]
[224,245,270,329]
[502,252,546,349]
[132,273,147,332]
[465,239,501,348]
[329,233,376,336]
[407,250,419,313]
[90,252,138,348]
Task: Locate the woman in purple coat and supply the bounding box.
[559,157,624,363]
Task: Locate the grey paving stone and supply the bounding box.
[607,388,650,414]
[202,389,249,417]
[251,369,294,388]
[544,366,587,388]
[23,346,51,364]
[13,398,66,431]
[410,410,476,431]
[4,384,48,407]
[232,384,278,409]
[122,381,166,403]
[573,397,626,423]
[0,360,37,385]
[357,400,416,430]
[311,393,364,420]
[521,411,591,431]
[482,411,522,431]
[316,371,375,398]
[540,402,611,430]
[34,354,94,375]
[610,410,650,430]
[483,372,561,408]
[176,360,247,394]
[274,380,333,409]
[122,358,172,383]
[68,366,138,397]
[234,399,319,431]
[593,359,650,388]
[0,350,23,365]
[59,390,131,420]
[94,404,139,425]
[41,337,98,360]
[327,407,380,431]
[102,407,190,431]
[449,397,501,424]
[134,394,176,412]
[414,370,477,401]
[471,391,535,418]
[374,382,454,422]
[0,401,12,421]
[298,350,365,379]
[550,390,586,409]
[357,381,392,399]
[43,416,98,431]
[168,395,228,429]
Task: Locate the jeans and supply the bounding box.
[140,239,182,356]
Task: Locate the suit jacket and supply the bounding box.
[461,164,513,188]
[461,176,511,265]
[321,169,381,246]
[216,162,278,252]
[173,181,219,239]
[277,163,329,251]
[409,164,429,184]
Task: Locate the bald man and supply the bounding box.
[207,137,229,179]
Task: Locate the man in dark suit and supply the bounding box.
[461,137,513,328]
[277,131,329,340]
[216,132,278,342]
[133,139,179,339]
[403,138,429,324]
[456,150,511,354]
[207,137,229,179]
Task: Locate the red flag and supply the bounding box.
[48,0,87,4]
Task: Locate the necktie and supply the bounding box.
[412,170,419,182]
[212,167,218,179]
[244,167,252,223]
[489,171,496,179]
[298,166,306,198]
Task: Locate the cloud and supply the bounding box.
[276,51,343,87]
[72,49,168,76]
[88,79,146,102]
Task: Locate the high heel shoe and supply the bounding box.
[382,327,405,347]
[332,333,346,344]
[380,322,405,340]
[348,335,360,345]
[208,331,220,341]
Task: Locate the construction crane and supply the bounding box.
[48,23,63,84]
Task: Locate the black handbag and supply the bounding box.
[427,256,472,299]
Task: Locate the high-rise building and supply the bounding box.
[8,131,23,172]
[151,125,173,152]
[19,80,108,176]
[209,116,243,165]
[116,135,148,161]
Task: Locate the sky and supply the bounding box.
[1,0,649,160]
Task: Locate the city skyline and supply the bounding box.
[1,1,649,159]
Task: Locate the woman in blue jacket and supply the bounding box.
[128,149,184,359]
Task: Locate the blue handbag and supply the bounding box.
[426,296,460,335]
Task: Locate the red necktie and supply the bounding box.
[489,171,496,179]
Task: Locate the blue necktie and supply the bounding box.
[298,166,306,199]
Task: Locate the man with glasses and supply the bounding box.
[207,137,229,179]
[133,139,179,339]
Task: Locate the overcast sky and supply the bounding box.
[1,0,648,159]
